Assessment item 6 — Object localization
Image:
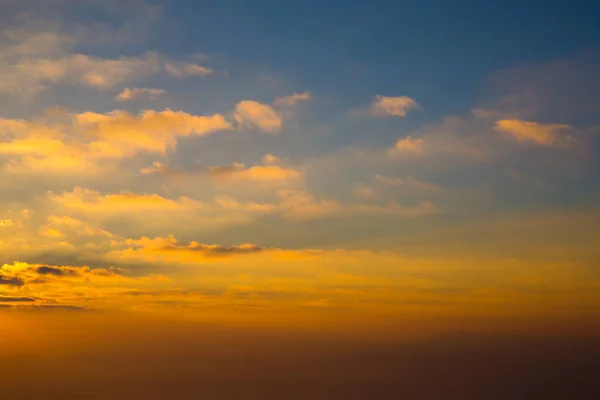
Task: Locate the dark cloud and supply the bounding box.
[160,241,264,257]
[90,267,126,276]
[0,295,36,302]
[0,275,24,287]
[35,265,80,277]
[36,304,85,311]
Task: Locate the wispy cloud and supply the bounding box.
[115,87,166,101]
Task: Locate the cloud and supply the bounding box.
[140,161,187,176]
[0,295,36,302]
[50,187,199,214]
[165,62,214,77]
[277,190,439,221]
[0,28,220,94]
[261,154,280,165]
[273,92,312,108]
[385,118,488,162]
[140,156,300,183]
[0,109,232,174]
[391,136,425,154]
[35,265,80,277]
[0,50,162,93]
[76,109,233,157]
[115,87,166,101]
[124,236,264,258]
[371,95,419,117]
[235,100,282,133]
[494,119,574,148]
[0,275,24,287]
[209,164,302,182]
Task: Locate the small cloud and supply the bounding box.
[165,63,214,77]
[371,95,419,117]
[235,100,282,133]
[140,161,183,176]
[209,163,302,182]
[391,136,425,154]
[261,154,280,165]
[115,87,166,101]
[273,92,312,108]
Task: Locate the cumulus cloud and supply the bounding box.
[273,92,312,108]
[235,100,282,133]
[0,109,232,174]
[77,109,232,157]
[371,95,419,117]
[115,87,166,101]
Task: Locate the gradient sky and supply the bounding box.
[1,1,600,398]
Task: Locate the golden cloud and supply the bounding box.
[495,119,574,147]
[235,100,282,133]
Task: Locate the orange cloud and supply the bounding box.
[495,119,574,147]
[209,164,302,182]
[77,109,232,157]
[235,100,282,133]
[50,187,199,213]
[0,109,232,174]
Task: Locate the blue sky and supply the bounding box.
[160,0,600,115]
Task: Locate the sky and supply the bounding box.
[1,0,600,398]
